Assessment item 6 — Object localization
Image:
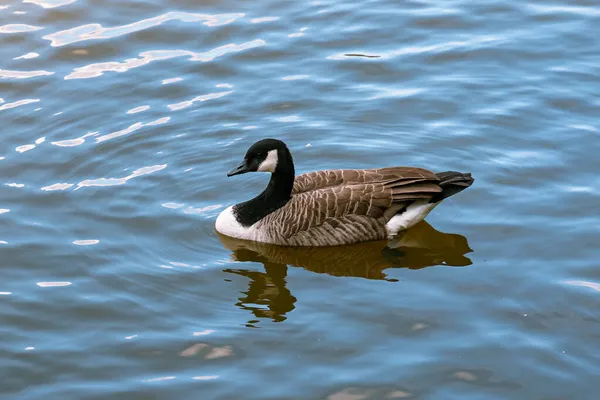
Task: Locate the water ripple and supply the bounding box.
[162,77,183,85]
[65,40,265,80]
[0,69,53,79]
[168,91,233,111]
[0,98,40,111]
[95,117,170,143]
[76,164,167,189]
[41,183,74,191]
[144,376,176,383]
[250,17,280,24]
[527,4,600,17]
[16,144,36,153]
[565,280,600,292]
[192,375,219,381]
[126,105,150,114]
[24,0,76,8]
[328,35,504,60]
[36,282,72,287]
[0,24,43,33]
[14,52,40,60]
[282,75,310,81]
[73,240,100,246]
[43,11,245,47]
[51,131,98,147]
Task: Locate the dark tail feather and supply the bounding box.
[431,171,474,202]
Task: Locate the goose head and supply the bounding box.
[227,138,291,177]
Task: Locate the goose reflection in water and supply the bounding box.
[218,221,472,327]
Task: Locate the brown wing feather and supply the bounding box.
[292,167,440,194]
[281,215,387,246]
[259,171,443,245]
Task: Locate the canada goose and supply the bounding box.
[215,138,474,246]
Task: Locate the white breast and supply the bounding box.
[215,206,265,241]
[257,149,278,172]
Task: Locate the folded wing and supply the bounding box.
[293,167,440,194]
[261,169,443,245]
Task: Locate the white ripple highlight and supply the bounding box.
[282,75,309,81]
[527,4,600,17]
[183,204,223,215]
[44,12,245,47]
[65,40,265,79]
[0,209,10,214]
[565,280,600,292]
[365,86,425,100]
[37,282,72,287]
[569,124,597,132]
[0,24,43,33]
[328,35,503,60]
[16,144,36,153]
[168,91,232,111]
[126,105,150,114]
[73,240,99,246]
[192,376,219,381]
[162,202,185,209]
[95,117,170,142]
[162,202,222,215]
[14,52,40,60]
[41,183,74,191]
[52,131,98,147]
[0,69,54,79]
[24,0,77,8]
[0,99,40,111]
[251,16,279,23]
[277,115,301,122]
[162,77,182,85]
[144,376,176,383]
[193,329,215,336]
[76,164,167,189]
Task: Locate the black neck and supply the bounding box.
[234,148,295,227]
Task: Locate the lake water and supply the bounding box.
[1,0,599,399]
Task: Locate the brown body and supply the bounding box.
[252,167,461,246]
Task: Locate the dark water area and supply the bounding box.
[1,0,599,399]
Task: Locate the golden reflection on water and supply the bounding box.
[218,221,472,326]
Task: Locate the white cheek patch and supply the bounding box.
[257,149,279,172]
